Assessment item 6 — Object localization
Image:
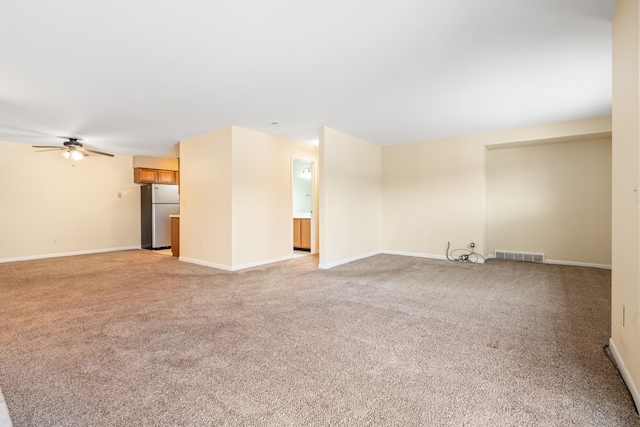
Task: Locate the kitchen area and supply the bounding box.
[132,152,317,264]
[133,155,181,257]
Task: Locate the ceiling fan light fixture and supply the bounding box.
[62,149,85,160]
[34,137,114,159]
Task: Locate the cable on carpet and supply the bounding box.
[446,241,485,264]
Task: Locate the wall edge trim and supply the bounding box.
[319,251,381,269]
[609,337,640,412]
[382,250,448,261]
[382,250,487,264]
[546,259,612,269]
[0,384,12,427]
[230,255,294,271]
[179,257,233,271]
[0,246,140,263]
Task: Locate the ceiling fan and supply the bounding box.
[33,137,114,160]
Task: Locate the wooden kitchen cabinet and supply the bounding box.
[171,216,180,257]
[158,170,176,184]
[134,168,178,184]
[293,218,311,250]
[134,168,158,183]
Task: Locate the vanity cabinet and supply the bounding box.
[293,218,311,250]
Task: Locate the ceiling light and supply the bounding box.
[301,166,311,179]
[62,149,85,160]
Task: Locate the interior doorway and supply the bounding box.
[292,157,316,255]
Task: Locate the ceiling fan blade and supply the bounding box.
[36,148,65,152]
[32,145,63,149]
[85,148,114,157]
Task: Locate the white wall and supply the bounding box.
[0,140,140,261]
[611,0,640,409]
[486,137,612,266]
[179,127,233,268]
[382,136,485,258]
[179,126,318,270]
[231,127,317,268]
[132,155,179,170]
[380,117,611,263]
[319,127,381,268]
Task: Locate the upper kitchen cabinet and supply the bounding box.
[134,168,178,184]
[157,169,176,184]
[134,168,157,183]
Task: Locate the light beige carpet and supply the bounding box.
[0,250,637,426]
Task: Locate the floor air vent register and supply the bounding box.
[494,250,545,263]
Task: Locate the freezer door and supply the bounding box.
[152,204,181,248]
[151,184,179,204]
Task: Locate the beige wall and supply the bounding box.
[380,117,611,263]
[179,127,233,268]
[0,140,140,261]
[179,126,318,270]
[319,127,381,268]
[611,0,640,408]
[231,127,318,268]
[132,155,179,171]
[486,138,612,266]
[382,137,486,258]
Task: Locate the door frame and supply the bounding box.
[291,156,317,255]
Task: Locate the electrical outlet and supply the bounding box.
[53,238,57,244]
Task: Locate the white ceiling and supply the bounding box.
[0,0,617,157]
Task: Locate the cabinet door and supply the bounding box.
[293,219,301,247]
[171,217,180,257]
[134,168,158,183]
[158,170,175,184]
[300,219,311,249]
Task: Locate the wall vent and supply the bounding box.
[494,250,545,264]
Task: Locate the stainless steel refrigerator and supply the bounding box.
[140,184,180,250]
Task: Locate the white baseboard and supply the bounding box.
[0,246,140,264]
[546,259,611,270]
[318,250,381,269]
[179,257,233,271]
[180,254,293,271]
[230,255,293,271]
[609,338,640,411]
[317,249,491,269]
[0,384,12,427]
[382,250,448,261]
[381,250,487,264]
